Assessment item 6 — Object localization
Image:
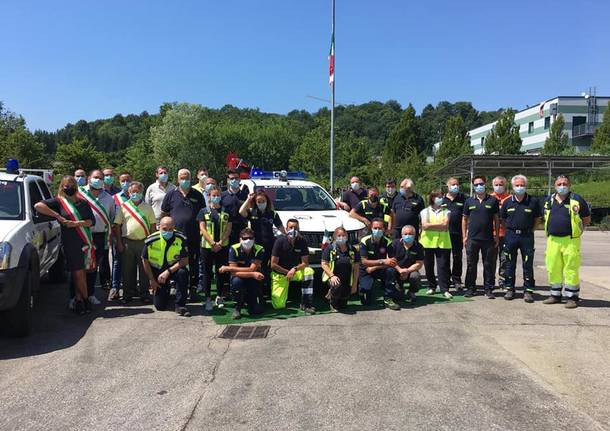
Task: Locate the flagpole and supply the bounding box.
[329,0,335,194]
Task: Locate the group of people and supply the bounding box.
[33,165,590,318]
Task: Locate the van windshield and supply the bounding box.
[255,185,337,211]
[0,181,24,220]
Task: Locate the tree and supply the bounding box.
[484,109,522,154]
[592,102,610,154]
[435,115,472,164]
[542,114,570,155]
[54,138,106,176]
[381,104,425,180]
[0,102,46,168]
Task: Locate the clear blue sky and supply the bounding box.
[2,0,609,131]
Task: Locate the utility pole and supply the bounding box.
[329,0,335,193]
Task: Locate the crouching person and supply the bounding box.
[219,228,266,320]
[141,216,191,317]
[321,227,360,312]
[358,218,398,310]
[387,225,424,305]
[270,218,316,314]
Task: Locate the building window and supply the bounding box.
[481,137,485,146]
[544,117,550,130]
[528,121,534,134]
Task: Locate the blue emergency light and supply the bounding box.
[6,159,19,174]
[250,169,307,181]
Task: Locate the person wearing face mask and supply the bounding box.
[420,191,453,299]
[390,177,425,240]
[387,225,424,305]
[73,169,115,306]
[500,175,542,303]
[201,177,217,207]
[102,167,121,195]
[358,218,398,309]
[380,178,398,209]
[141,217,191,316]
[197,186,232,312]
[221,168,251,246]
[270,219,316,314]
[442,177,466,291]
[321,227,360,312]
[219,228,266,319]
[350,186,392,233]
[145,166,176,226]
[35,176,95,315]
[109,171,132,300]
[462,175,500,299]
[239,191,286,299]
[490,176,511,290]
[74,168,87,189]
[161,168,205,296]
[192,167,209,194]
[542,175,590,309]
[339,176,367,211]
[113,181,157,303]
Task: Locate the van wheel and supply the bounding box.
[48,249,66,283]
[4,270,33,337]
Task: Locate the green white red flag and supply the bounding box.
[329,31,335,86]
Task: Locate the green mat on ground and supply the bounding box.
[200,283,471,325]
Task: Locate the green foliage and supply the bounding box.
[435,115,472,164]
[571,180,610,208]
[381,105,426,181]
[54,138,106,176]
[0,102,46,167]
[592,102,610,154]
[542,114,570,155]
[484,109,522,154]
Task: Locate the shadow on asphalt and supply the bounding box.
[578,298,610,308]
[0,281,153,360]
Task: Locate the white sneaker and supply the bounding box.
[68,297,75,310]
[215,296,225,308]
[444,292,453,299]
[88,296,101,305]
[426,289,435,295]
[205,298,213,312]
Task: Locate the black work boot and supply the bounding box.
[504,289,515,300]
[524,292,534,303]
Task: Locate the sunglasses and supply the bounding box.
[241,237,254,241]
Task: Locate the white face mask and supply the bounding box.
[351,182,360,191]
[241,239,254,249]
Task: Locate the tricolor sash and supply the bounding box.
[79,188,112,249]
[113,192,128,206]
[121,199,150,237]
[57,196,96,271]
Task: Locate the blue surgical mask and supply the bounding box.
[205,183,214,193]
[257,202,267,211]
[121,181,130,191]
[434,197,444,207]
[402,234,414,244]
[179,179,190,189]
[158,173,168,183]
[474,184,485,194]
[556,185,569,195]
[493,185,505,194]
[372,228,383,238]
[287,228,298,238]
[130,192,142,202]
[399,188,407,197]
[229,178,240,189]
[90,178,103,190]
[351,182,360,191]
[161,230,174,241]
[335,236,347,246]
[449,184,459,194]
[76,176,86,187]
[103,175,114,185]
[513,186,526,196]
[211,196,221,205]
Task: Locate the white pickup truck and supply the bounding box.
[0,170,64,337]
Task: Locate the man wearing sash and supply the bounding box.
[108,171,132,301]
[78,169,115,305]
[103,167,121,195]
[113,181,157,303]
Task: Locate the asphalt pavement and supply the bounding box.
[1,231,609,431]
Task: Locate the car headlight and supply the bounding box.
[0,242,12,270]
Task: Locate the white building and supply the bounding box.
[469,95,609,154]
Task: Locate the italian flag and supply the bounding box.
[329,31,335,86]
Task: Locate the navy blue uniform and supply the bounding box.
[355,200,390,225]
[221,186,250,244]
[341,188,367,211]
[463,194,499,293]
[391,193,425,239]
[387,239,423,297]
[358,235,395,304]
[546,193,590,237]
[228,244,265,314]
[442,193,466,286]
[500,194,541,292]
